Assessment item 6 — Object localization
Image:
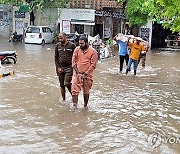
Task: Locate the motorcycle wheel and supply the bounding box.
[4,57,16,64]
[13,38,18,42]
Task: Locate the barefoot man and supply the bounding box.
[71,36,98,108]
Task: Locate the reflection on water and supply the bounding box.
[0,39,180,153]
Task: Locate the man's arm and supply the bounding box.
[72,43,76,52]
[127,37,131,45]
[73,64,79,74]
[55,44,60,69]
[72,48,79,74]
[84,49,98,76]
[72,48,85,81]
[113,34,118,41]
[55,44,62,74]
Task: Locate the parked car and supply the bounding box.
[24,26,53,45]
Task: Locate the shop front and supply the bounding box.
[58,8,95,35]
[94,9,125,39]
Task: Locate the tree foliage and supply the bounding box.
[154,0,180,33]
[0,0,23,5]
[117,0,180,33]
[0,0,69,12]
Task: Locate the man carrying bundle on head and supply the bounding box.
[126,37,148,75]
[113,33,129,73]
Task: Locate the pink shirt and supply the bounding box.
[72,46,98,77]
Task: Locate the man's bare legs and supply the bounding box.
[67,85,72,95]
[61,87,66,101]
[61,85,72,101]
[83,94,89,107]
[72,95,78,108]
[72,94,89,108]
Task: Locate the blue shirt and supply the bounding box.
[117,40,128,56]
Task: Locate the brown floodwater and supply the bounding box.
[0,39,180,154]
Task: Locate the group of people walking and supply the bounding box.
[55,32,98,109]
[113,34,149,75]
[55,32,148,108]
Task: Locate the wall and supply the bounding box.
[34,8,58,32]
[0,4,13,38]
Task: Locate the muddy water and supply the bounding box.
[0,39,180,154]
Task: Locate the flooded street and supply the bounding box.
[0,39,180,154]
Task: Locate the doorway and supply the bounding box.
[94,24,103,38]
[151,22,172,48]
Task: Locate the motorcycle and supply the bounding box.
[0,51,17,64]
[9,32,23,42]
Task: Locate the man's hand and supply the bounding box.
[57,67,62,74]
[77,73,87,83]
[113,35,117,41]
[82,73,87,79]
[77,73,83,83]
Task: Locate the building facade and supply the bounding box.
[58,8,95,35]
[68,0,125,38]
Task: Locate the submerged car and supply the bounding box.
[24,26,53,45]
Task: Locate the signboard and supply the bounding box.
[104,28,111,38]
[140,28,150,41]
[60,9,95,22]
[71,19,95,25]
[95,10,125,19]
[62,20,70,34]
[104,17,111,38]
[15,11,25,18]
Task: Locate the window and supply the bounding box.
[46,28,52,33]
[42,27,46,33]
[26,27,40,33]
[74,24,84,34]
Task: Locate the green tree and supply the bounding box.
[117,0,180,33]
[0,0,23,5]
[0,0,69,25]
[0,0,69,14]
[154,0,180,33]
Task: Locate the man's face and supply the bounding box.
[79,40,88,50]
[58,34,66,43]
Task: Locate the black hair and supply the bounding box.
[79,35,88,43]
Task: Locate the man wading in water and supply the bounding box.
[71,36,98,108]
[55,32,76,101]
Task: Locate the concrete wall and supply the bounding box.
[34,8,59,32]
[0,4,13,38]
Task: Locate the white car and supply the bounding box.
[24,26,53,45]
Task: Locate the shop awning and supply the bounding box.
[71,19,95,25]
